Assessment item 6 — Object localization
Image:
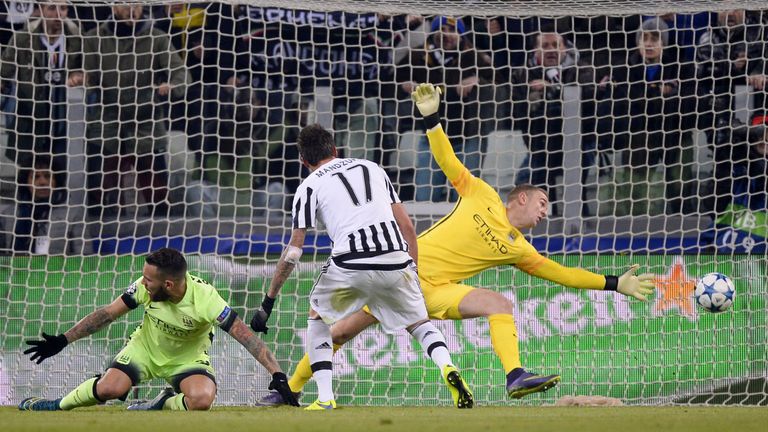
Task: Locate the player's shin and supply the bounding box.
[409,322,452,370]
[59,377,103,410]
[288,344,342,393]
[488,314,523,373]
[306,319,334,402]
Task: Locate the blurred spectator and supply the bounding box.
[468,16,537,70]
[610,18,687,216]
[82,4,188,220]
[696,9,767,138]
[1,0,82,193]
[0,0,38,45]
[466,16,536,130]
[330,11,381,162]
[511,27,594,213]
[645,13,712,63]
[240,6,315,156]
[70,4,111,33]
[396,16,494,201]
[201,85,304,218]
[374,13,423,186]
[263,96,309,216]
[12,155,67,254]
[201,4,250,113]
[155,3,248,170]
[158,2,205,52]
[570,16,641,69]
[154,2,206,154]
[201,86,267,189]
[700,114,768,252]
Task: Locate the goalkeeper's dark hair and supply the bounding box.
[507,184,547,202]
[146,248,187,280]
[298,123,335,166]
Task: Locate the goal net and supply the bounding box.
[1,0,766,406]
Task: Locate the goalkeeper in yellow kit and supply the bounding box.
[253,83,657,405]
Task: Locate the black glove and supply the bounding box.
[24,332,68,364]
[250,295,275,334]
[269,372,299,407]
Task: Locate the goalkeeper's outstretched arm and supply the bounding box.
[24,297,131,364]
[520,255,656,302]
[411,83,470,185]
[250,228,306,334]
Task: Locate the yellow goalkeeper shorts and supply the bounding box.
[420,278,475,320]
[362,278,474,321]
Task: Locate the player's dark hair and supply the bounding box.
[507,184,547,203]
[297,123,335,166]
[145,248,187,280]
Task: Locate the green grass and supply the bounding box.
[2,406,766,432]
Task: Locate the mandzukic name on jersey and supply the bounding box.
[292,158,410,269]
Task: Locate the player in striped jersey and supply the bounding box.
[18,248,298,411]
[250,124,473,410]
[255,84,657,406]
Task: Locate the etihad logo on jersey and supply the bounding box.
[313,159,355,178]
[146,314,193,337]
[472,214,509,254]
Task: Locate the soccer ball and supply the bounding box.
[694,273,735,313]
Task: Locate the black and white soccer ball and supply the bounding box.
[694,273,735,313]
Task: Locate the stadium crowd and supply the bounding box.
[0,2,767,254]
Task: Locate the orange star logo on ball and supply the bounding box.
[653,257,698,320]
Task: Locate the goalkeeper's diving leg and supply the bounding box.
[457,288,560,399]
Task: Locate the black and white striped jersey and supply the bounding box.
[292,158,410,264]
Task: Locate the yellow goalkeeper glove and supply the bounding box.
[411,83,443,128]
[616,264,656,302]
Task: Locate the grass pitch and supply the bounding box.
[2,406,766,432]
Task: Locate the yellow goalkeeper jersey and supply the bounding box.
[417,125,607,290]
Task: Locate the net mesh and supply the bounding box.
[0,0,767,406]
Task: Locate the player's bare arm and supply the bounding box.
[267,228,307,298]
[251,228,307,334]
[64,297,131,343]
[227,318,280,373]
[228,317,300,406]
[24,296,131,364]
[392,203,418,265]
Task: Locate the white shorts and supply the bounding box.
[309,258,428,333]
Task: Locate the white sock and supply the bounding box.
[410,322,453,370]
[307,319,334,402]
